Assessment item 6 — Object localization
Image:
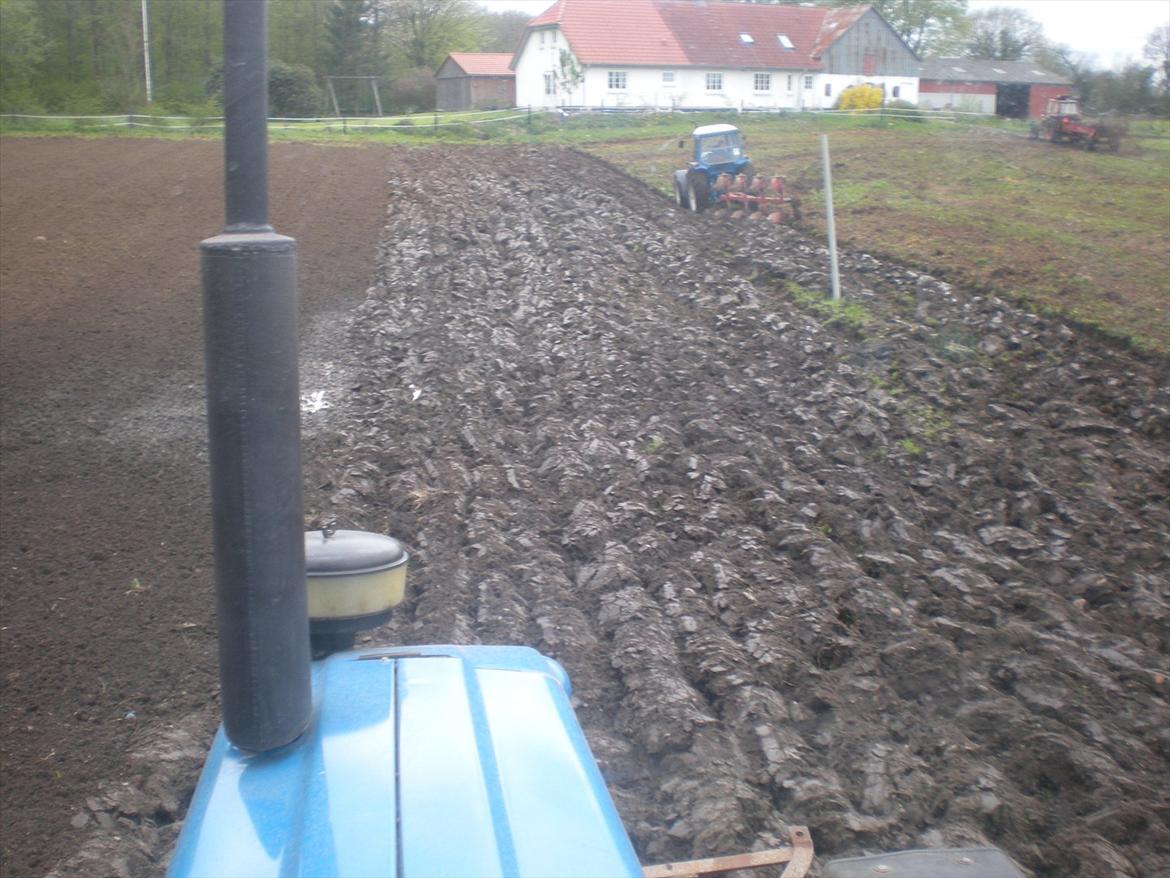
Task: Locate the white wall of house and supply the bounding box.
[513,26,922,110]
[519,60,820,110]
[514,25,574,108]
[918,90,996,114]
[817,74,920,108]
[584,68,819,110]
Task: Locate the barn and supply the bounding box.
[435,53,516,111]
[917,58,1071,119]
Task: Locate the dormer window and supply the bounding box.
[739,33,754,44]
[777,34,795,50]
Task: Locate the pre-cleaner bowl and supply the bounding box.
[304,529,408,653]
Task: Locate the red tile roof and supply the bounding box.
[523,0,872,70]
[529,0,566,27]
[811,6,869,57]
[658,1,827,70]
[532,0,689,66]
[446,53,516,76]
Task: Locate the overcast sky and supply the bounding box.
[473,0,1170,68]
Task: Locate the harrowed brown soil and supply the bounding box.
[0,137,389,876]
[2,138,1168,878]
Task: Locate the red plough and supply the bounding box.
[710,172,802,224]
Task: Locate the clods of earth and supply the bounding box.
[1,139,1167,878]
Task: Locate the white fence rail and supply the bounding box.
[1,108,546,131]
[5,105,1094,134]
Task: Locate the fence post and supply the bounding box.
[527,104,532,131]
[819,134,841,303]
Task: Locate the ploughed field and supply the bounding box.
[1,139,1168,877]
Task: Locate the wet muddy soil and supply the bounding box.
[2,139,1167,877]
[0,137,388,876]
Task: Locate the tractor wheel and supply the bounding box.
[686,173,709,213]
[674,181,687,208]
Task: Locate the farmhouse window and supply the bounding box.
[739,33,754,44]
[803,75,813,89]
[787,74,793,91]
[754,73,771,92]
[608,71,627,90]
[662,71,676,85]
[777,34,795,50]
[824,83,832,97]
[540,30,545,45]
[706,73,723,91]
[892,85,901,98]
[544,73,555,96]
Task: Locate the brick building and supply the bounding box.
[918,58,1071,119]
[436,54,516,111]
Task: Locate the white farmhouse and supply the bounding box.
[511,0,919,111]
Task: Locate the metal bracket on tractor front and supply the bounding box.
[643,826,813,878]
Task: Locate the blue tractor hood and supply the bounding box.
[167,645,643,878]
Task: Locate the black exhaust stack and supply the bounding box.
[201,0,311,752]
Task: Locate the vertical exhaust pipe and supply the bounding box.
[200,0,311,752]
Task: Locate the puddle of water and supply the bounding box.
[301,389,331,414]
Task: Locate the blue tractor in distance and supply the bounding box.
[673,123,754,212]
[672,123,801,222]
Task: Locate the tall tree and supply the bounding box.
[1034,41,1093,93]
[270,0,330,72]
[1083,62,1161,114]
[323,0,384,76]
[476,9,530,54]
[1144,25,1170,95]
[70,0,146,110]
[965,6,1046,61]
[380,0,482,71]
[0,0,47,109]
[150,0,221,105]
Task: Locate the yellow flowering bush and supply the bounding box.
[835,83,884,111]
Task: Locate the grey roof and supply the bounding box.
[918,58,1070,85]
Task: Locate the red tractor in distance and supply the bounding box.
[1030,95,1124,152]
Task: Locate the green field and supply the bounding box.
[5,109,1167,352]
